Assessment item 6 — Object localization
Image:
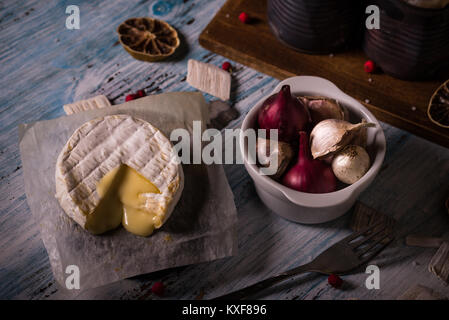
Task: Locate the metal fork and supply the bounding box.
[214,222,394,300]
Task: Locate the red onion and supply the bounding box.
[282,131,337,193]
[258,85,310,142]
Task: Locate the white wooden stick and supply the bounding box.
[428,241,449,284]
[63,95,111,115]
[397,284,445,300]
[187,59,231,101]
[405,235,445,248]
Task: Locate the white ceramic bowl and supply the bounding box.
[240,76,386,224]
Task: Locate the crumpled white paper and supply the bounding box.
[18,92,238,291]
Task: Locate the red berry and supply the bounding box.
[125,94,136,102]
[364,60,376,73]
[328,274,343,288]
[136,89,146,98]
[151,281,164,296]
[238,12,249,24]
[125,89,146,101]
[221,61,232,72]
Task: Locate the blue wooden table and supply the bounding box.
[1,0,448,299]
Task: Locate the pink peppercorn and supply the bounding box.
[328,274,343,288]
[136,89,146,97]
[239,12,250,24]
[151,281,165,296]
[125,89,146,102]
[364,60,376,73]
[221,61,232,72]
[125,94,136,102]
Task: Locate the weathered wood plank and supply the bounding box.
[199,0,449,148]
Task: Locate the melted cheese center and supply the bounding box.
[86,164,161,237]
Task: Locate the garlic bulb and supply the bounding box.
[331,145,370,184]
[310,119,375,159]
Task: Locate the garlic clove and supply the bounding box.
[256,137,294,180]
[331,145,370,184]
[300,96,348,124]
[351,119,368,148]
[310,119,375,159]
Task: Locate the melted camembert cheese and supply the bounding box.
[85,164,161,237]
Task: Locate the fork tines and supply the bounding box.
[359,236,395,263]
[350,202,396,244]
[345,219,395,262]
[345,221,386,242]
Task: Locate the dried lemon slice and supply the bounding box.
[428,79,449,128]
[117,17,180,62]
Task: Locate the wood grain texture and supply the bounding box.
[199,0,449,148]
[1,0,449,300]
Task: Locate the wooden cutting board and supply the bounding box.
[199,0,449,148]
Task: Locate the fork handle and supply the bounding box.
[213,263,314,300]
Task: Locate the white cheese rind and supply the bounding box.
[55,115,183,234]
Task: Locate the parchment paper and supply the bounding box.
[18,92,238,291]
